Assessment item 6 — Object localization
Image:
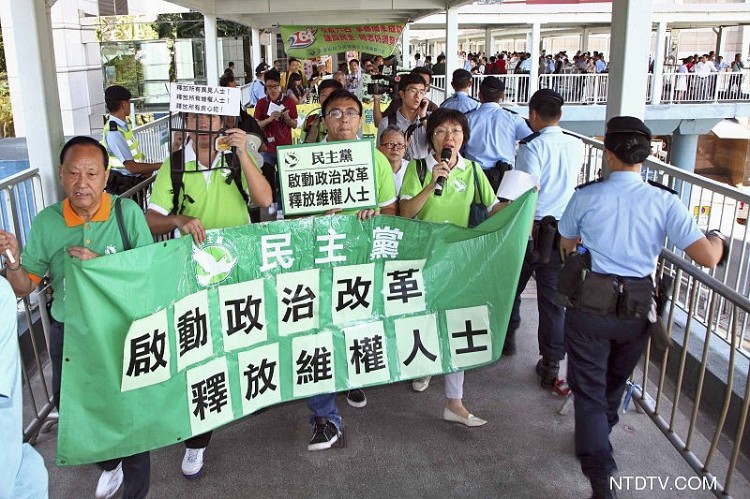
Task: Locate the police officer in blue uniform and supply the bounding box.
[440,69,480,114]
[505,89,584,394]
[558,116,726,499]
[463,76,533,192]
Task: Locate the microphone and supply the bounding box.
[434,147,452,197]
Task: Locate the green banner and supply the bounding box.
[280,24,404,59]
[57,191,535,465]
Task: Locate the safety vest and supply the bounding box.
[101,118,144,170]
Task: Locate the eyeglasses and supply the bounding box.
[266,84,280,89]
[325,109,361,120]
[403,88,426,97]
[433,128,464,138]
[381,142,406,150]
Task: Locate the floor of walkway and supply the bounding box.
[31,293,750,498]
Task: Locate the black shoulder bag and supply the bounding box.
[468,161,489,228]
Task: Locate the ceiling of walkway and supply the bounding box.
[163,0,473,27]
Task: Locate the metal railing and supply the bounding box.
[132,114,173,164]
[574,132,750,357]
[631,248,750,498]
[1,168,56,442]
[432,70,750,106]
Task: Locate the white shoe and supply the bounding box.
[412,376,431,392]
[181,447,205,478]
[443,407,488,427]
[95,462,123,499]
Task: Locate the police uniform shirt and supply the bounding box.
[248,79,266,107]
[440,91,480,114]
[464,102,533,170]
[376,109,429,162]
[516,126,584,220]
[558,171,704,277]
[104,115,135,165]
[0,278,48,498]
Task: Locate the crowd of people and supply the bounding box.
[0,52,729,499]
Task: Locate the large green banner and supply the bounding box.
[280,24,404,58]
[57,191,535,465]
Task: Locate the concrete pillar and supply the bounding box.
[401,24,410,68]
[485,28,493,57]
[270,30,278,63]
[742,26,750,63]
[606,0,654,122]
[251,28,261,73]
[715,26,725,60]
[582,28,591,53]
[671,132,699,206]
[0,0,65,202]
[264,30,273,65]
[529,23,541,96]
[651,21,667,105]
[204,14,219,86]
[445,7,460,101]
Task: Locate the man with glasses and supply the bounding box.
[254,69,298,167]
[306,89,397,451]
[377,125,409,196]
[464,76,532,194]
[375,73,431,161]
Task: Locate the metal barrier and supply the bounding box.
[132,114,173,164]
[1,168,57,442]
[538,73,610,105]
[631,248,750,498]
[660,71,750,104]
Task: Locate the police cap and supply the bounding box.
[529,88,564,107]
[104,85,131,102]
[480,76,505,92]
[255,62,269,74]
[606,116,652,141]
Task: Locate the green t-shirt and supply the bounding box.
[335,144,397,216]
[400,155,497,227]
[148,147,261,231]
[21,194,153,322]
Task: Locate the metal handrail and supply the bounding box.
[631,247,750,498]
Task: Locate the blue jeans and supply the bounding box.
[508,241,566,360]
[565,308,649,480]
[307,393,341,430]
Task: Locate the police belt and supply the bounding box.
[573,271,654,320]
[529,216,559,264]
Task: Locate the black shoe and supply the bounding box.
[308,418,341,451]
[589,475,617,499]
[346,389,367,408]
[502,331,516,356]
[536,357,560,389]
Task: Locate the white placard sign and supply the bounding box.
[170,83,241,116]
[277,139,378,216]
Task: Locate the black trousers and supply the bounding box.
[50,321,150,499]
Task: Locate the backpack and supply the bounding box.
[169,148,250,216]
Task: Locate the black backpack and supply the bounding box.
[169,149,250,216]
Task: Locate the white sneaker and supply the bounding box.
[181,447,205,478]
[95,462,123,499]
[412,376,432,392]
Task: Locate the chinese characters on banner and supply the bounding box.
[280,23,405,59]
[169,83,241,116]
[277,140,378,216]
[57,190,537,465]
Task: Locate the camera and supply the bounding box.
[366,75,398,98]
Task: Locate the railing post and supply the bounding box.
[651,21,667,105]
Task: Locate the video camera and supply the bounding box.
[366,74,402,98]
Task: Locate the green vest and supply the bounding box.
[101,118,144,170]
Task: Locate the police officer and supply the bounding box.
[463,76,533,193]
[505,89,584,395]
[101,85,162,194]
[558,116,726,499]
[439,69,480,114]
